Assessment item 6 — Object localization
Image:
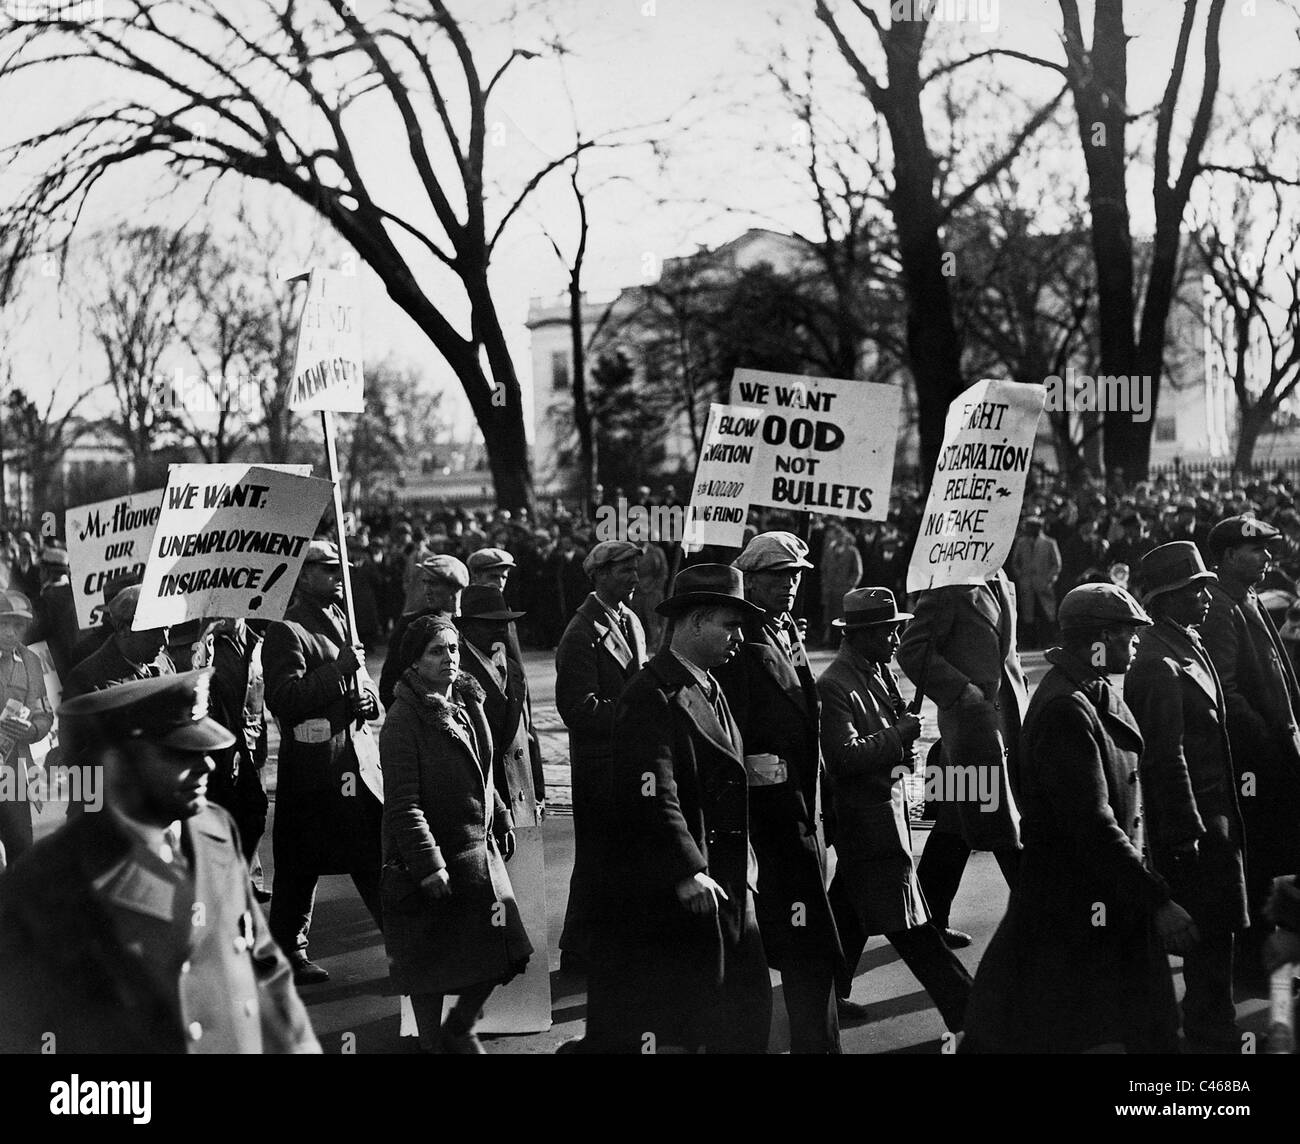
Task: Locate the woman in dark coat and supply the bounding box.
[379,616,532,1053]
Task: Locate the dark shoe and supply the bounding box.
[939,928,973,949]
[253,886,272,904]
[836,997,872,1020]
[290,955,330,986]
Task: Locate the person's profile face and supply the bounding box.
[123,742,215,823]
[0,615,27,651]
[694,606,746,668]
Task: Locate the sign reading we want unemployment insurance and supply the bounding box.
[135,464,333,628]
[907,379,1045,593]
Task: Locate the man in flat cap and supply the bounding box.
[580,565,770,1052]
[263,540,383,986]
[1126,542,1247,1048]
[468,545,527,674]
[715,530,844,1052]
[380,553,469,709]
[0,671,320,1053]
[816,588,971,1034]
[554,539,646,974]
[65,585,175,697]
[1199,514,1300,978]
[0,592,53,866]
[30,545,80,682]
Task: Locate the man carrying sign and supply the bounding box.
[264,541,382,986]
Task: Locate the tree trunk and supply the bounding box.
[1233,403,1267,475]
[569,280,595,516]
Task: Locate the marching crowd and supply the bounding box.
[0,463,1298,1053]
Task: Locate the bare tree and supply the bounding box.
[0,2,646,509]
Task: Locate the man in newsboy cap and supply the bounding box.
[1198,514,1300,983]
[0,671,320,1053]
[380,552,470,709]
[714,531,845,1052]
[554,539,646,975]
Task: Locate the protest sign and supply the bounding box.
[682,402,759,551]
[65,490,165,630]
[288,267,364,413]
[729,368,899,521]
[135,464,333,628]
[907,380,1046,593]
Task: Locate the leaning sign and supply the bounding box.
[135,464,334,627]
[907,380,1046,593]
[65,489,164,630]
[729,368,899,521]
[287,267,364,413]
[682,402,759,551]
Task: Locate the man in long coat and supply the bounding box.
[896,569,1027,947]
[962,585,1197,1053]
[264,541,382,985]
[585,564,770,1053]
[715,531,844,1053]
[554,540,646,973]
[1199,515,1300,973]
[1126,542,1248,1048]
[817,588,972,1033]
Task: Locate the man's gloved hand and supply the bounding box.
[496,829,517,862]
[896,713,922,744]
[350,691,379,722]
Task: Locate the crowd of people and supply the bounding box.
[0,461,1297,1054]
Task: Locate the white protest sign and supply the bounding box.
[682,403,759,551]
[65,490,164,630]
[729,368,899,520]
[136,464,334,627]
[907,380,1046,593]
[288,267,364,412]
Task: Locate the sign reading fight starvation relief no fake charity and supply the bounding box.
[135,464,334,627]
[728,368,898,520]
[907,379,1045,593]
[288,267,364,412]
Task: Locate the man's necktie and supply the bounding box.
[619,610,634,651]
[160,824,188,873]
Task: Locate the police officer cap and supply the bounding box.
[1058,583,1152,632]
[467,547,516,573]
[1207,514,1283,557]
[419,554,470,588]
[733,531,814,573]
[582,540,640,576]
[57,669,236,752]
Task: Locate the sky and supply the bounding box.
[1,0,1297,444]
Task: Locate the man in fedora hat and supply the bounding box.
[581,565,770,1052]
[1010,516,1061,650]
[263,539,382,986]
[0,670,320,1053]
[816,588,972,1033]
[0,591,53,866]
[554,539,646,975]
[1125,542,1247,1048]
[715,530,844,1052]
[1199,514,1300,982]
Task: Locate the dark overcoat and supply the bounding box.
[263,599,381,873]
[1124,619,1248,931]
[0,804,319,1053]
[895,571,1028,850]
[379,671,531,995]
[554,593,646,956]
[1200,576,1300,885]
[714,610,843,975]
[816,645,928,938]
[592,650,769,1052]
[962,648,1179,1054]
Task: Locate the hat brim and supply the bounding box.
[656,592,765,619]
[153,717,238,752]
[832,611,914,628]
[458,609,526,622]
[1142,569,1217,602]
[744,557,814,572]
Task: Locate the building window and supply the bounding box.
[551,351,570,392]
[1155,416,1177,442]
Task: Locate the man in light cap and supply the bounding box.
[65,585,175,697]
[263,539,383,985]
[1199,514,1300,979]
[1126,542,1247,1048]
[0,671,320,1053]
[962,584,1196,1053]
[380,552,469,709]
[31,544,79,682]
[554,538,646,974]
[468,545,526,673]
[0,592,53,866]
[715,530,845,1052]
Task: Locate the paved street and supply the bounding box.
[31,643,1277,1053]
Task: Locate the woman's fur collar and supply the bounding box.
[396,668,485,730]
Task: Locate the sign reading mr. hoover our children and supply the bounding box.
[907,379,1045,593]
[65,489,165,630]
[135,464,333,627]
[729,368,899,521]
